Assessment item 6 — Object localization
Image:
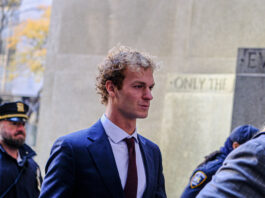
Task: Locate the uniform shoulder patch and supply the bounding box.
[190,171,207,189]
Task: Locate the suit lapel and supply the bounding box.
[138,135,155,198]
[87,120,124,198]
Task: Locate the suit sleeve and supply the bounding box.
[155,147,167,198]
[39,138,75,198]
[196,138,265,198]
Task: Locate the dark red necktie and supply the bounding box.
[124,138,138,198]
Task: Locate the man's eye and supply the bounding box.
[11,122,25,126]
[134,85,143,88]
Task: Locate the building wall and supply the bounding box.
[36,0,265,197]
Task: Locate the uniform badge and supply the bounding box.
[190,171,207,188]
[17,103,24,112]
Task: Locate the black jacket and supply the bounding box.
[0,144,42,198]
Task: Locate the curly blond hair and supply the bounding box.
[96,45,158,105]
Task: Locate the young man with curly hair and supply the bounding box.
[40,45,166,198]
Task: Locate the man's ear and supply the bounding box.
[105,80,116,97]
[232,141,240,149]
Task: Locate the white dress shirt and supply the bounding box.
[101,114,146,198]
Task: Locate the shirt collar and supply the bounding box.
[101,114,138,144]
[17,151,22,163]
[0,144,28,165]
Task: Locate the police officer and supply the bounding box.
[0,101,42,198]
[180,125,259,198]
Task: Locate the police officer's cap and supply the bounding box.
[0,101,29,123]
[230,125,259,144]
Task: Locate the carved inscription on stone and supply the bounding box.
[162,73,235,197]
[167,74,234,93]
[237,48,265,73]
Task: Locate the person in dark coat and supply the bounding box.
[197,129,265,198]
[0,101,42,198]
[180,125,259,198]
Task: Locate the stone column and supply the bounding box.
[36,0,265,197]
[232,48,265,130]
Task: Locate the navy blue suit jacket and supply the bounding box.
[39,120,166,198]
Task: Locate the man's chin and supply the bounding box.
[4,138,25,148]
[137,113,148,119]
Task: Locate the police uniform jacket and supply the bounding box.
[181,151,227,198]
[0,144,42,198]
[197,132,265,198]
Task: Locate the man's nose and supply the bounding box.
[16,123,26,130]
[143,88,153,100]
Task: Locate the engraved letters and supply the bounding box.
[168,74,233,93]
[247,51,265,69]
